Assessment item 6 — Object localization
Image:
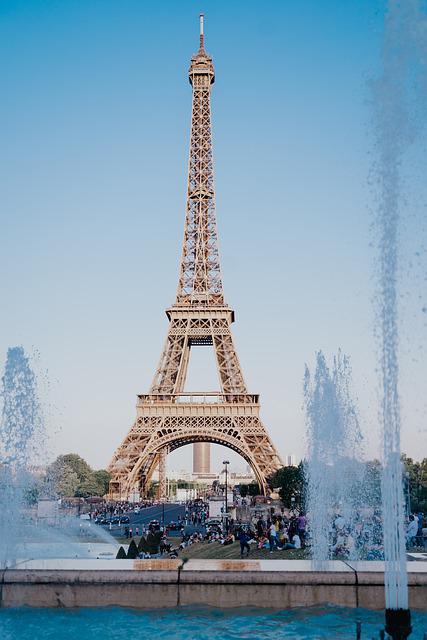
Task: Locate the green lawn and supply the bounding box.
[116,536,307,560]
[179,541,307,560]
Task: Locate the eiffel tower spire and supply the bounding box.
[108,16,283,500]
[176,14,223,306]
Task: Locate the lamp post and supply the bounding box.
[405,471,411,517]
[223,460,230,533]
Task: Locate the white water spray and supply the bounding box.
[305,351,363,567]
[0,347,45,567]
[372,0,427,612]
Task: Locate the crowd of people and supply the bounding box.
[307,509,426,560]
[88,494,425,560]
[170,508,426,560]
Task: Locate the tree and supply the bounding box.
[45,454,111,498]
[46,458,79,497]
[91,470,111,496]
[127,539,139,559]
[269,463,306,509]
[60,454,92,485]
[360,459,382,507]
[402,455,427,513]
[239,482,260,497]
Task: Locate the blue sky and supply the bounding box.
[1,0,426,472]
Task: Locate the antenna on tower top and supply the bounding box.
[199,13,205,51]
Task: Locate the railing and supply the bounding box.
[137,392,259,405]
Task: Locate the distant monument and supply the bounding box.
[108,15,282,499]
[193,442,210,475]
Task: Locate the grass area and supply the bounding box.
[115,536,307,560]
[179,542,307,561]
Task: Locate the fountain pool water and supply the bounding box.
[0,606,427,640]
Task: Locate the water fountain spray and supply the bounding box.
[305,351,363,568]
[373,2,427,638]
[0,346,44,567]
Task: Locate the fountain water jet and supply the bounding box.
[305,351,364,568]
[0,347,119,566]
[0,346,45,567]
[372,1,427,637]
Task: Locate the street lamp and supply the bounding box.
[405,471,411,517]
[223,460,230,533]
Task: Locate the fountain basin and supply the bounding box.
[1,604,427,640]
[1,560,426,610]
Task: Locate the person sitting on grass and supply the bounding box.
[283,533,301,550]
[222,532,235,546]
[257,534,269,550]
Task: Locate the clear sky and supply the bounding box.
[1,0,426,473]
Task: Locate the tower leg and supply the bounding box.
[157,448,167,501]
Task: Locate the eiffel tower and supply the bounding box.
[109,15,282,499]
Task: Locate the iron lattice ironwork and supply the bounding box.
[109,16,282,499]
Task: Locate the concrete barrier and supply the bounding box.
[1,559,426,609]
[179,560,357,608]
[1,560,181,609]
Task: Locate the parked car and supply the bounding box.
[206,518,223,534]
[206,518,222,527]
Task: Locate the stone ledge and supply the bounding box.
[1,559,426,610]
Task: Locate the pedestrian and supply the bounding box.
[238,529,250,558]
[268,522,277,553]
[416,513,424,548]
[297,512,307,549]
[406,515,418,548]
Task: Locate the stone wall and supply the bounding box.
[1,559,426,609]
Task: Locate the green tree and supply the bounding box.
[239,482,260,497]
[77,469,111,497]
[24,480,42,505]
[148,481,159,498]
[127,539,139,559]
[60,454,92,485]
[91,469,111,495]
[360,459,382,507]
[46,458,79,497]
[269,463,306,509]
[45,454,111,498]
[402,455,427,513]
